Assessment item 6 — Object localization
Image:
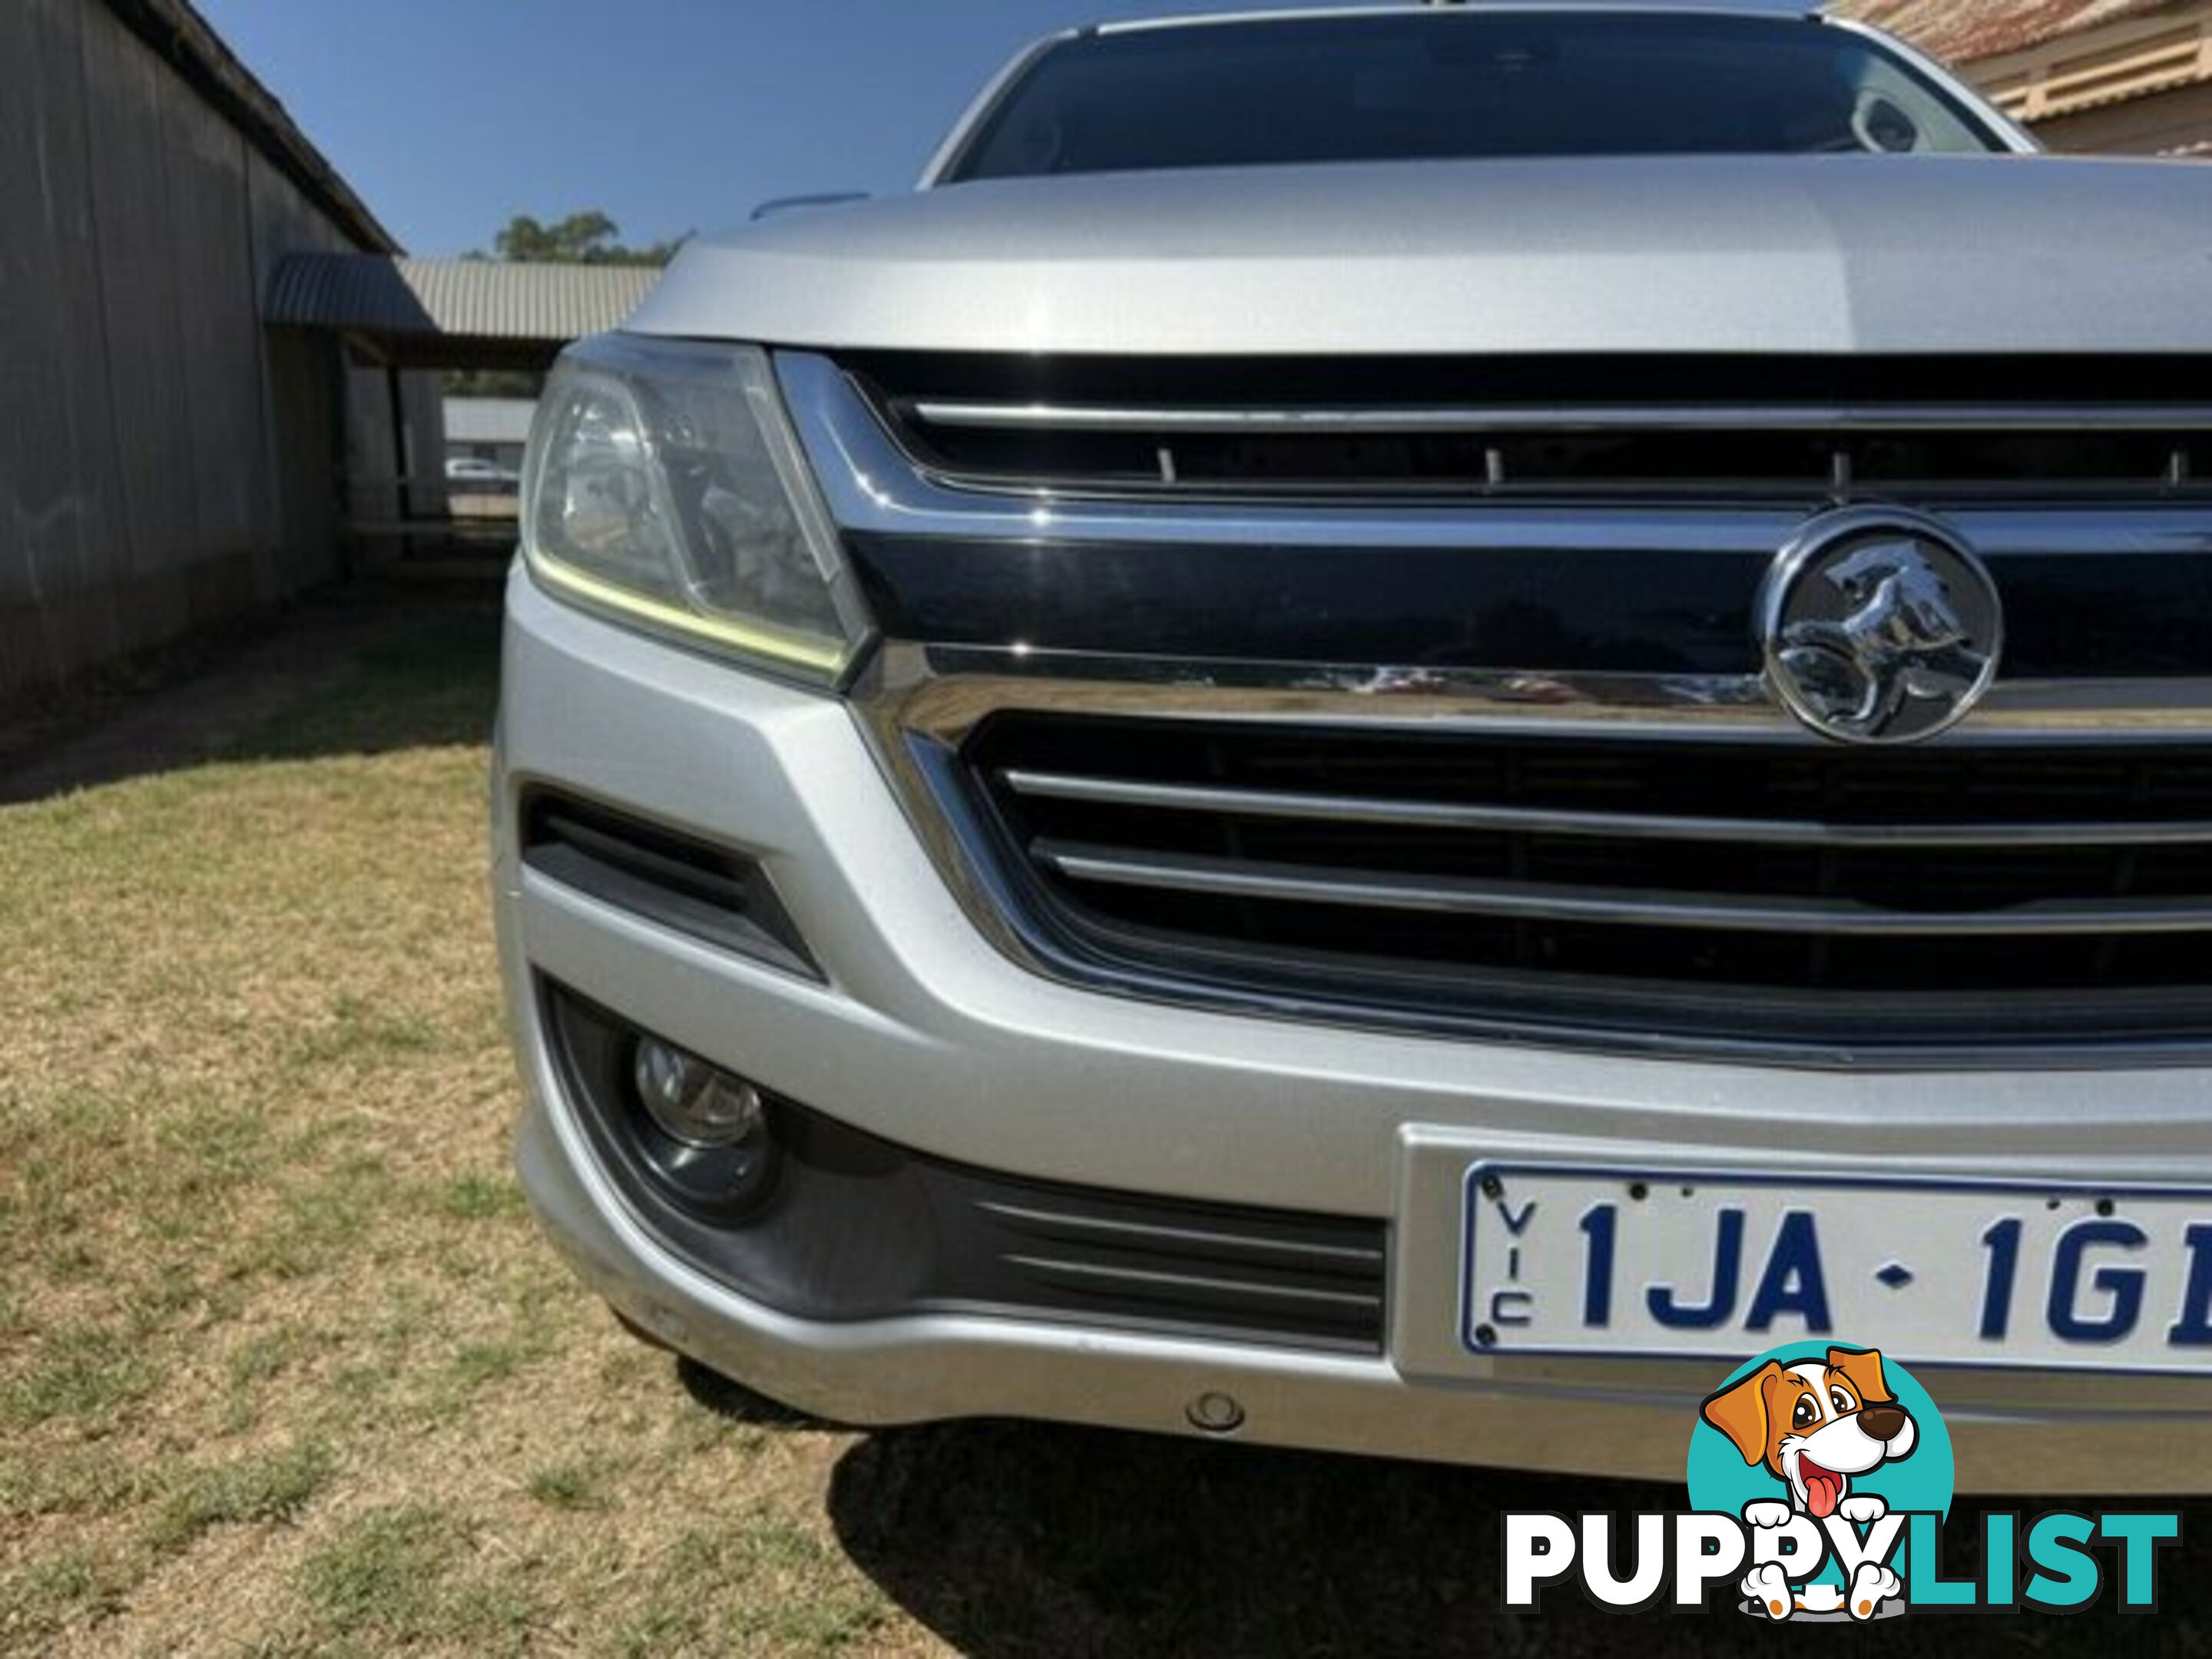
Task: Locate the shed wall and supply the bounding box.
[0,0,439,700]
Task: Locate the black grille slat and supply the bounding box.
[959,716,2212,1056]
[975,1198,1385,1270]
[950,1176,1386,1347]
[1000,767,2212,849]
[898,422,2207,501]
[853,354,2212,502]
[1000,1257,1382,1312]
[1032,840,2212,936]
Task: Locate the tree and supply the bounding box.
[475,210,685,268]
[448,211,688,394]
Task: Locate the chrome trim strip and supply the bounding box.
[909,399,2212,436]
[1000,767,2212,849]
[1034,840,2212,937]
[896,648,2212,745]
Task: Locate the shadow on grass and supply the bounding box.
[0,581,505,803]
[220,598,505,766]
[823,1418,2207,1657]
[675,1356,821,1430]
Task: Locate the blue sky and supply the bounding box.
[194,0,1351,256]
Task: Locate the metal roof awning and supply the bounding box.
[265,255,662,369]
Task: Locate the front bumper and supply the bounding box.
[495,565,2212,1492]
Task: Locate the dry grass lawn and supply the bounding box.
[3,589,2204,1657]
[0,599,900,1656]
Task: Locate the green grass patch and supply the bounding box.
[611,1515,892,1657]
[228,1325,313,1389]
[296,1502,537,1653]
[227,607,501,763]
[437,1171,525,1222]
[287,992,443,1069]
[0,1442,162,1521]
[148,1439,333,1554]
[2,1545,129,1641]
[524,1457,608,1512]
[297,1505,456,1639]
[2,1321,154,1429]
[449,1338,533,1392]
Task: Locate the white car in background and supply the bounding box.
[445,455,520,488]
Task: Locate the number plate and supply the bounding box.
[1462,1165,2212,1373]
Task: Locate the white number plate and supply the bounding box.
[1462,1165,2212,1373]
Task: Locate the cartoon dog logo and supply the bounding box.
[1700,1346,1918,1621]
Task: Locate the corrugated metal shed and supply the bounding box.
[3,0,437,700]
[1836,1,2183,65]
[266,255,661,366]
[444,398,537,446]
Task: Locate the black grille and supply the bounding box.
[939,1167,1386,1350]
[951,714,2212,1058]
[848,352,2212,502]
[896,422,2200,500]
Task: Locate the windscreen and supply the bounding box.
[945,13,2005,181]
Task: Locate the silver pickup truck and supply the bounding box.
[492,2,2212,1492]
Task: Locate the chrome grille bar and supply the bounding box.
[1002,767,2212,849]
[1033,841,2212,937]
[911,399,2212,436]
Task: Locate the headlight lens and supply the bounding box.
[521,335,873,684]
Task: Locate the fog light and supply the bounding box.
[633,1038,766,1148]
[621,1035,779,1222]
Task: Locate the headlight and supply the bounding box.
[521,335,873,685]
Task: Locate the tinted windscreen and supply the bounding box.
[947,14,2004,180]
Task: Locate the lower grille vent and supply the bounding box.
[956,1185,1386,1349]
[522,793,816,978]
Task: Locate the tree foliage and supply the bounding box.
[475,210,684,267]
[448,211,685,393]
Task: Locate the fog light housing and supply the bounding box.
[634,1038,766,1147]
[625,1036,777,1220]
